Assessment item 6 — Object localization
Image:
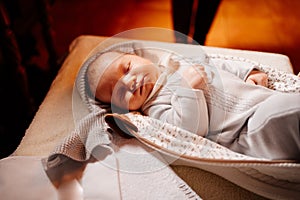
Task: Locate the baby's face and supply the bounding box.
[95,52,161,110]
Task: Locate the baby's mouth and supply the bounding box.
[138,77,144,95]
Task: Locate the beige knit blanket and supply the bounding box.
[43,39,300,199]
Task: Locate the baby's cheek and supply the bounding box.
[128,95,143,110]
[121,92,133,110]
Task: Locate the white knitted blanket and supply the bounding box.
[43,40,300,200]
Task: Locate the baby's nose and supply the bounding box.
[123,75,136,92]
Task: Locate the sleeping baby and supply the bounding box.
[86,43,300,161]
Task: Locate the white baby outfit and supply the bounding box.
[141,51,300,160]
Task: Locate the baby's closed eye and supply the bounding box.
[124,61,131,74]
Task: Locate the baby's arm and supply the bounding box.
[142,65,209,136]
[209,58,268,87]
[144,87,208,137]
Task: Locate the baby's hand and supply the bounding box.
[246,70,268,87]
[182,64,208,90]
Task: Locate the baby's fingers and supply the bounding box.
[182,66,208,89]
[245,79,256,85]
[246,70,268,87]
[193,64,205,72]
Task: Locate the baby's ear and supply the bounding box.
[104,113,138,138]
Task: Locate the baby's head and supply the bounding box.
[87,51,161,110]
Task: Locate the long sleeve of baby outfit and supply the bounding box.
[142,84,209,137]
[208,57,256,81]
[170,87,208,136]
